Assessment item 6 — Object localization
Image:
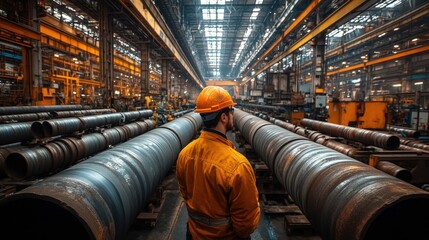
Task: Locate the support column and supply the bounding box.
[30,1,42,105]
[141,43,150,104]
[99,2,114,108]
[292,52,298,92]
[161,59,169,101]
[312,33,326,93]
[311,11,326,94]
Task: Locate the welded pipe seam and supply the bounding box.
[0,112,202,240]
[234,109,429,240]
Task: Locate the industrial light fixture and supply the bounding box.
[392,84,402,87]
[414,82,423,85]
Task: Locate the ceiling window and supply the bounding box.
[202,9,224,20]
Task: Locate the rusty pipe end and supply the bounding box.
[4,152,28,180]
[363,197,429,239]
[386,135,400,150]
[0,195,94,240]
[31,122,44,139]
[42,121,55,138]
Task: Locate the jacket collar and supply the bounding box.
[200,128,234,148]
[202,127,227,139]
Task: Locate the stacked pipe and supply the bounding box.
[31,110,153,139]
[300,118,401,150]
[269,117,412,182]
[0,105,85,115]
[400,139,429,152]
[270,118,358,156]
[235,109,429,240]
[50,108,115,118]
[0,122,33,146]
[0,109,114,124]
[0,146,28,177]
[4,120,155,180]
[0,112,51,123]
[0,112,202,239]
[387,125,421,138]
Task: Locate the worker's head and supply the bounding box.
[195,86,235,129]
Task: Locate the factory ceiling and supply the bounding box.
[156,0,285,80]
[155,0,413,82]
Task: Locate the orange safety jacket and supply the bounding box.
[176,130,260,239]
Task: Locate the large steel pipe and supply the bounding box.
[400,139,429,151]
[234,109,429,240]
[387,125,420,138]
[301,118,400,150]
[270,117,412,181]
[271,118,358,156]
[0,122,33,146]
[0,146,27,177]
[0,113,201,239]
[5,120,155,180]
[0,112,51,123]
[50,109,115,118]
[31,110,153,138]
[0,105,85,115]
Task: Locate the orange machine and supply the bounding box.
[328,101,387,129]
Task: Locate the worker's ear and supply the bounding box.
[221,112,228,123]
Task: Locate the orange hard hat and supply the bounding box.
[195,86,236,113]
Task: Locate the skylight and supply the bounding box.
[202,9,224,20]
[201,0,225,5]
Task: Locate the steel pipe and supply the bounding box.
[0,113,201,239]
[0,105,85,116]
[0,146,27,177]
[387,125,420,138]
[301,118,400,150]
[270,117,413,181]
[399,144,429,154]
[234,109,429,240]
[0,122,33,146]
[272,118,358,156]
[31,110,153,138]
[5,120,155,180]
[375,161,413,183]
[50,109,115,118]
[400,139,429,151]
[0,112,51,123]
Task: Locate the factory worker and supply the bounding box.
[176,86,260,240]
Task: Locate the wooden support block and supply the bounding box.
[284,214,312,235]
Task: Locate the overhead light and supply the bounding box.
[392,84,401,87]
[378,33,386,37]
[412,38,418,42]
[415,82,423,85]
[394,27,399,31]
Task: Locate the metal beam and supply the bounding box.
[242,0,323,78]
[0,17,40,41]
[119,0,204,89]
[327,45,429,76]
[240,0,377,86]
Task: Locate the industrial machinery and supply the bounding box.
[328,101,388,129]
